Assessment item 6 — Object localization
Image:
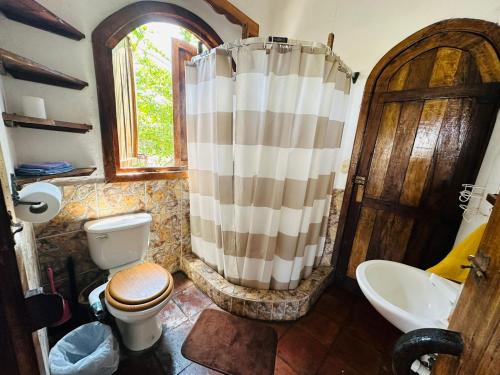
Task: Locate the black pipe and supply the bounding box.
[392,328,463,375]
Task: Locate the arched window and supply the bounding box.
[93,2,223,181]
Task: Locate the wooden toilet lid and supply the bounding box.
[108,262,170,305]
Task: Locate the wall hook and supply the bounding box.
[352,72,360,83]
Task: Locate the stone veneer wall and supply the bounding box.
[33,177,344,299]
[33,178,190,295]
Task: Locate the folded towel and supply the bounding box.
[15,167,74,176]
[427,224,486,283]
[15,161,74,176]
[17,161,72,170]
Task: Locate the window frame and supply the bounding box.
[92,2,223,182]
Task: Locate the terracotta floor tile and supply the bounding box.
[274,356,298,375]
[116,275,401,375]
[189,304,223,324]
[179,362,223,374]
[116,351,163,374]
[173,272,194,294]
[317,354,361,375]
[330,330,382,375]
[173,286,213,318]
[347,300,401,355]
[325,285,359,305]
[154,320,193,374]
[159,300,189,329]
[312,293,354,325]
[378,363,394,375]
[264,321,292,339]
[278,326,328,375]
[296,310,341,346]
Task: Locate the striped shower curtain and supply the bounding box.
[186,41,350,290]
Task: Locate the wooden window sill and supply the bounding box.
[110,167,188,182]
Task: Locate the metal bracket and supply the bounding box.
[10,174,48,214]
[461,252,490,280]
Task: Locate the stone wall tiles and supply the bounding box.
[96,181,146,218]
[34,178,186,300]
[33,184,98,238]
[36,230,97,286]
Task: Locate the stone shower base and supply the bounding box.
[179,253,333,321]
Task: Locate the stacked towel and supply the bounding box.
[15,162,74,176]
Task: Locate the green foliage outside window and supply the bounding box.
[127,24,199,167]
[129,25,174,165]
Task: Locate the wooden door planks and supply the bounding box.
[380,101,423,201]
[365,103,401,198]
[399,99,448,207]
[336,20,500,282]
[346,207,377,278]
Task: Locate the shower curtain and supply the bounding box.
[186,41,351,290]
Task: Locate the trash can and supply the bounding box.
[49,322,119,375]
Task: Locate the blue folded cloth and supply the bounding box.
[18,162,72,170]
[15,161,74,176]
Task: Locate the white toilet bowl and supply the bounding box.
[356,260,462,333]
[105,290,172,351]
[85,213,175,351]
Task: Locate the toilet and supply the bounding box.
[84,213,174,351]
[356,260,462,333]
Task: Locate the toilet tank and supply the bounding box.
[84,213,152,270]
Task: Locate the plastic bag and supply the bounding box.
[49,322,119,375]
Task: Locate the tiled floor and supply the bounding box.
[116,272,401,375]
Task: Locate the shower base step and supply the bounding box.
[179,253,333,321]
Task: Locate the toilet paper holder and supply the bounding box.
[10,174,49,214]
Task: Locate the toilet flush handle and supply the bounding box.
[95,234,108,239]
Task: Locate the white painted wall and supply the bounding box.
[0,0,498,238]
[0,0,251,177]
[235,0,500,239]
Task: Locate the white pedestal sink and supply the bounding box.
[356,260,462,333]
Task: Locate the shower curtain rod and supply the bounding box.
[192,33,359,82]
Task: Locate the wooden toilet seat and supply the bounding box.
[105,262,174,312]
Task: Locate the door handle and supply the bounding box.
[354,176,366,203]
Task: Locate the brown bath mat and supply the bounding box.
[181,309,278,375]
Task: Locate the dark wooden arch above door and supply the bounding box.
[334,19,500,284]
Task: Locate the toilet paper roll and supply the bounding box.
[14,182,62,223]
[21,96,47,119]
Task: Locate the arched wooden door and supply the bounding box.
[336,19,500,282]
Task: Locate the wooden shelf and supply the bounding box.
[3,112,92,134]
[486,193,497,206]
[0,48,88,90]
[0,0,85,40]
[15,167,97,186]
